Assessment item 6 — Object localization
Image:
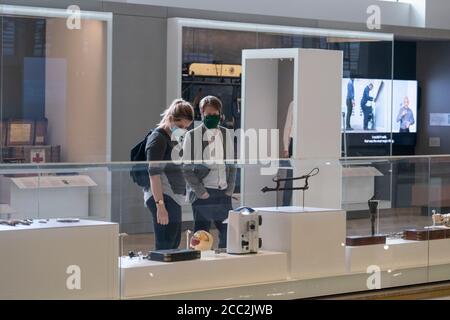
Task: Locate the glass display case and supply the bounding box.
[0,5,112,165]
[0,3,442,301]
[167,18,397,157]
[0,156,449,299]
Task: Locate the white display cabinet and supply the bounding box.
[257,206,347,280]
[120,250,287,299]
[240,48,343,209]
[0,219,119,299]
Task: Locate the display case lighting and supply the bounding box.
[0,4,112,21]
[174,17,393,41]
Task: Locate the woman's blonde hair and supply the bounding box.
[158,99,194,127]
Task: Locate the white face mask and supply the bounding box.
[170,126,187,143]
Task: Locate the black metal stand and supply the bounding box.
[261,168,319,209]
[368,196,379,236]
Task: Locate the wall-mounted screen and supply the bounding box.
[342,78,418,147]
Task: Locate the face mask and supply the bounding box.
[170,125,187,142]
[203,114,220,129]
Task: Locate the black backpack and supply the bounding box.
[130,129,153,188]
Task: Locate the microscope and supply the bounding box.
[226,207,262,255]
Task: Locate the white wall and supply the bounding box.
[45,18,107,163]
[45,18,109,219]
[426,0,450,30]
[120,0,413,28]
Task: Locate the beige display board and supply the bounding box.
[9,175,97,219]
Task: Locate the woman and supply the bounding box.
[144,99,194,250]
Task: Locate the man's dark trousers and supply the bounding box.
[192,188,232,248]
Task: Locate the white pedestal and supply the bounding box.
[345,238,429,273]
[342,166,385,211]
[0,219,118,299]
[241,48,343,209]
[429,239,450,266]
[257,206,346,280]
[9,175,96,219]
[120,250,287,299]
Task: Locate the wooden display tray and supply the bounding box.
[403,228,450,241]
[346,235,387,246]
[5,145,61,163]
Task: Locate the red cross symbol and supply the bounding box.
[32,152,44,163]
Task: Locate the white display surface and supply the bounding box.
[120,250,287,299]
[257,206,346,279]
[345,238,429,274]
[0,219,118,299]
[346,237,450,274]
[9,175,95,219]
[429,239,450,266]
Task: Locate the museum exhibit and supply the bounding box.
[3,0,450,303]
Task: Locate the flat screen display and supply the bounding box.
[342,78,418,146]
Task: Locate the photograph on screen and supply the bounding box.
[342,78,417,134]
[392,80,418,133]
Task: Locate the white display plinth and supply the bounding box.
[0,219,118,299]
[9,175,96,219]
[345,238,429,273]
[429,239,450,266]
[120,250,287,299]
[257,206,346,280]
[342,166,386,211]
[241,48,343,210]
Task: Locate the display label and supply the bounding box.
[430,113,450,126]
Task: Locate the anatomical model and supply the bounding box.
[190,230,214,251]
[432,210,450,227]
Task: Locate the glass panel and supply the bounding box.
[181,25,398,158]
[0,12,109,165]
[428,157,450,283]
[0,157,450,298]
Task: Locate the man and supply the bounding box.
[346,79,355,130]
[360,83,374,130]
[183,96,236,248]
[396,96,415,133]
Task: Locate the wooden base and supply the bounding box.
[403,228,450,241]
[2,145,60,163]
[346,235,387,247]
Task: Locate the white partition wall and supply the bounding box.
[241,48,343,209]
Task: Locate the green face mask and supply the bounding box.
[203,114,220,129]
